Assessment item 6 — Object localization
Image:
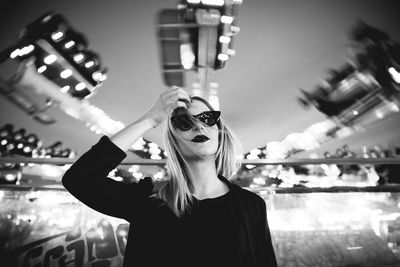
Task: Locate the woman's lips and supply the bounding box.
[191,135,210,143]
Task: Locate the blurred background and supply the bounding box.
[1,0,399,158]
[1,1,400,266]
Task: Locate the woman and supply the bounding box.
[62,87,277,267]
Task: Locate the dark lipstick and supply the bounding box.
[191,135,209,143]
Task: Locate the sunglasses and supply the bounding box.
[171,110,221,131]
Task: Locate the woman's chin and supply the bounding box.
[184,148,217,160]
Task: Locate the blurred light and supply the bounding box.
[37,65,47,73]
[60,69,73,78]
[60,85,70,93]
[219,36,231,43]
[97,227,105,240]
[265,141,287,159]
[118,229,127,236]
[41,164,63,177]
[7,143,15,150]
[181,44,195,70]
[0,140,7,145]
[250,148,261,155]
[73,53,85,63]
[92,71,103,81]
[208,94,220,111]
[132,172,143,179]
[132,138,145,150]
[44,54,57,64]
[202,0,224,6]
[10,45,35,59]
[230,25,240,34]
[10,49,19,59]
[5,173,16,182]
[221,15,234,24]
[51,31,64,41]
[20,45,35,56]
[187,0,201,3]
[148,143,159,149]
[64,40,75,49]
[253,177,266,185]
[154,171,164,180]
[375,110,384,119]
[75,82,86,91]
[42,15,52,23]
[128,165,140,173]
[352,110,359,116]
[388,67,400,83]
[99,73,107,82]
[227,49,236,56]
[85,61,95,68]
[390,102,400,112]
[246,153,258,160]
[91,71,107,82]
[217,53,229,61]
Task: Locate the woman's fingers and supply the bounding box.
[176,101,188,108]
[166,86,190,98]
[163,88,190,108]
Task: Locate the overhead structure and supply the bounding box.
[157,0,243,110]
[244,21,400,161]
[0,12,108,125]
[0,12,165,160]
[298,21,400,135]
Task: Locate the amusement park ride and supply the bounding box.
[0,1,399,182]
[2,4,400,266]
[0,0,243,161]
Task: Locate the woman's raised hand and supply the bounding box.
[145,86,190,128]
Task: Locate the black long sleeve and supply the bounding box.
[62,136,277,267]
[62,136,154,221]
[258,199,278,267]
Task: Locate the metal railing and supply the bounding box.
[1,156,400,166]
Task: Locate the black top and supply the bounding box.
[62,136,277,267]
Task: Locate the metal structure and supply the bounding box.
[298,21,400,135]
[0,12,165,160]
[157,0,243,109]
[0,13,108,125]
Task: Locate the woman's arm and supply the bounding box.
[62,87,190,220]
[110,86,190,151]
[62,136,154,220]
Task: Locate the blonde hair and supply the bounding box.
[152,96,243,217]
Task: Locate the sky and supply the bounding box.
[0,0,399,157]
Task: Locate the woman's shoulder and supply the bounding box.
[136,177,171,195]
[126,176,156,197]
[228,181,265,205]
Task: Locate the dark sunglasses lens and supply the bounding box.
[197,112,220,126]
[172,115,193,131]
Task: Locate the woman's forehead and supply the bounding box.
[187,99,210,115]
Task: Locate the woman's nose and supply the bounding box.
[192,120,205,131]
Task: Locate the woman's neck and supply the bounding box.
[185,158,228,200]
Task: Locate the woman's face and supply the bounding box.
[174,99,219,160]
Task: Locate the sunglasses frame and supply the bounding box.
[171,110,221,131]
